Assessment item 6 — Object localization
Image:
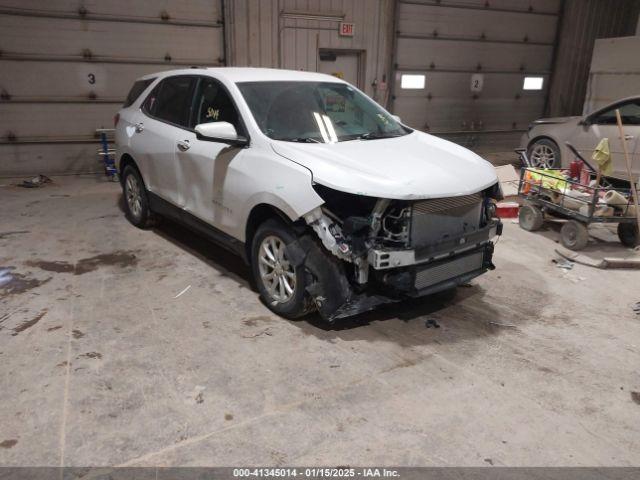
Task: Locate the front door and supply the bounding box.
[574,99,640,177]
[177,76,246,229]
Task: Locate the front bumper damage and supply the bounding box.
[287,218,501,322]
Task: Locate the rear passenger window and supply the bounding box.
[143,76,195,127]
[123,78,155,107]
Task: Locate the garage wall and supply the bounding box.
[583,35,640,114]
[225,0,394,101]
[389,0,562,151]
[0,0,224,177]
[546,0,640,118]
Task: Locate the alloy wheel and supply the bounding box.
[530,144,556,168]
[125,174,142,220]
[258,235,296,303]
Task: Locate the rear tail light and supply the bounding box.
[114,113,120,127]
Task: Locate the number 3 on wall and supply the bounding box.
[88,73,96,85]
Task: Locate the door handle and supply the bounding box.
[134,122,144,133]
[177,140,190,151]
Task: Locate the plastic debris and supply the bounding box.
[18,174,52,188]
[552,258,574,271]
[174,285,191,298]
[425,318,440,329]
[0,267,14,288]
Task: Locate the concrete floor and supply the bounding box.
[1,175,640,467]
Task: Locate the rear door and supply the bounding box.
[131,75,196,207]
[176,76,248,230]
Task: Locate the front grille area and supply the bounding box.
[410,194,483,247]
[412,193,482,215]
[414,251,484,290]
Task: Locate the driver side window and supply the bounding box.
[190,78,241,132]
[593,100,640,126]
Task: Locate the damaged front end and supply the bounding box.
[290,183,503,322]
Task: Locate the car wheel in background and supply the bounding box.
[122,165,157,229]
[251,219,313,319]
[528,138,561,168]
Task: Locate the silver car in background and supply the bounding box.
[521,96,640,178]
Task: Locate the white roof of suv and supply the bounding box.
[140,67,344,84]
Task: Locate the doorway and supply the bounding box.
[317,49,364,89]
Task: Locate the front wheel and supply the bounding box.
[251,219,313,319]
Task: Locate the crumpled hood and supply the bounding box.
[533,116,581,125]
[271,130,498,200]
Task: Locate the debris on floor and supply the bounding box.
[489,321,517,328]
[556,248,640,269]
[174,285,191,298]
[495,164,520,198]
[631,391,640,405]
[425,318,440,329]
[0,267,14,288]
[17,174,52,188]
[633,302,640,315]
[496,201,520,219]
[552,258,574,271]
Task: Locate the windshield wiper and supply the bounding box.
[358,132,404,140]
[286,137,320,143]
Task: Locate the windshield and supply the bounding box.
[237,81,409,143]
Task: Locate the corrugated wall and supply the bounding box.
[225,0,394,100]
[546,0,640,117]
[584,35,640,114]
[0,0,224,177]
[390,0,562,152]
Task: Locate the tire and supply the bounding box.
[617,223,639,248]
[122,165,157,229]
[528,138,561,168]
[251,218,313,319]
[519,204,544,231]
[560,220,589,251]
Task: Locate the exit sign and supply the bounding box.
[339,22,354,36]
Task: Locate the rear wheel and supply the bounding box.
[617,223,639,248]
[528,138,561,168]
[560,220,589,250]
[251,219,313,319]
[519,204,544,231]
[122,165,157,228]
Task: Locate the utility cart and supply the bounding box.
[516,148,639,250]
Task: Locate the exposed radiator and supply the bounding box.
[410,194,483,247]
[415,251,484,290]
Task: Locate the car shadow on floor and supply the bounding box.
[152,217,254,290]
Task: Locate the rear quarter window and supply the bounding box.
[123,78,155,107]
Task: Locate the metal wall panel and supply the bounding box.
[227,0,394,100]
[584,35,640,114]
[391,0,561,151]
[0,0,224,176]
[546,0,640,118]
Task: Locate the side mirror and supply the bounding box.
[391,114,402,123]
[195,122,248,146]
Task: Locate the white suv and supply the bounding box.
[115,68,502,322]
